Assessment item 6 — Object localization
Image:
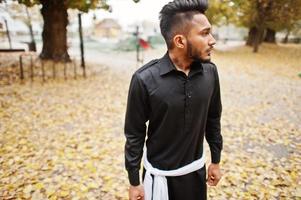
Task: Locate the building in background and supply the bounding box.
[93,18,122,39]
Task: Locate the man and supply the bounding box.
[124,0,223,199]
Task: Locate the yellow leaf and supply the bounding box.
[23,184,33,194]
[34,182,44,190]
[59,190,69,197]
[49,196,57,200]
[80,184,88,192]
[46,186,56,197]
[87,182,99,189]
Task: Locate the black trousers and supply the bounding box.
[143,165,207,200]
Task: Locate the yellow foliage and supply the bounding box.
[0,45,300,199]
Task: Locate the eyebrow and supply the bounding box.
[200,27,211,32]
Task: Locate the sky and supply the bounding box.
[0,0,172,31]
[82,0,171,28]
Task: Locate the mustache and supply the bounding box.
[206,46,214,52]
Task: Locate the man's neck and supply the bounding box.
[168,51,192,76]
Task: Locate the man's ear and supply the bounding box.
[173,34,186,49]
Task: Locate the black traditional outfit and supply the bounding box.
[124,53,223,200]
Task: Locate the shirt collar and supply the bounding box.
[159,52,204,76]
[189,60,204,76]
[159,52,177,76]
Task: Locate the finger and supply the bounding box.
[130,194,139,200]
[212,176,222,186]
[207,176,217,186]
[207,170,213,178]
[207,178,213,185]
[207,181,214,186]
[212,179,218,186]
[206,175,213,182]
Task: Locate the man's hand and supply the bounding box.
[129,184,144,200]
[207,163,222,186]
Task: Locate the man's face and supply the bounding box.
[185,13,216,62]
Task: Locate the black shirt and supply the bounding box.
[124,53,223,186]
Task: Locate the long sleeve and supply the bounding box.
[205,65,223,164]
[124,73,149,186]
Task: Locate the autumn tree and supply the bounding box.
[264,0,301,44]
[231,0,271,51]
[233,0,301,52]
[11,0,139,61]
[206,0,238,31]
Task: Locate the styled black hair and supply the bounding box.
[159,0,208,49]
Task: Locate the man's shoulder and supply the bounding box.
[202,61,220,81]
[134,59,160,80]
[202,61,218,72]
[136,59,159,74]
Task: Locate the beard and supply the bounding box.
[186,40,211,63]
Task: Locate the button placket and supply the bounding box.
[186,79,192,99]
[184,78,192,132]
[183,77,188,131]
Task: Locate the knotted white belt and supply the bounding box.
[143,148,206,200]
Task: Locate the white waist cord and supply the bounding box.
[143,148,206,200]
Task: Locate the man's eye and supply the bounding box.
[202,32,210,36]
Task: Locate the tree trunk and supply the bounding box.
[252,0,273,53]
[264,28,276,43]
[246,26,266,47]
[246,27,257,46]
[282,30,290,44]
[40,0,70,61]
[26,7,36,52]
[253,26,264,53]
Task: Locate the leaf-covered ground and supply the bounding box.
[0,44,300,199]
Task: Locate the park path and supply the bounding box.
[0,44,300,199]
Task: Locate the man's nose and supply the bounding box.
[209,33,216,46]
